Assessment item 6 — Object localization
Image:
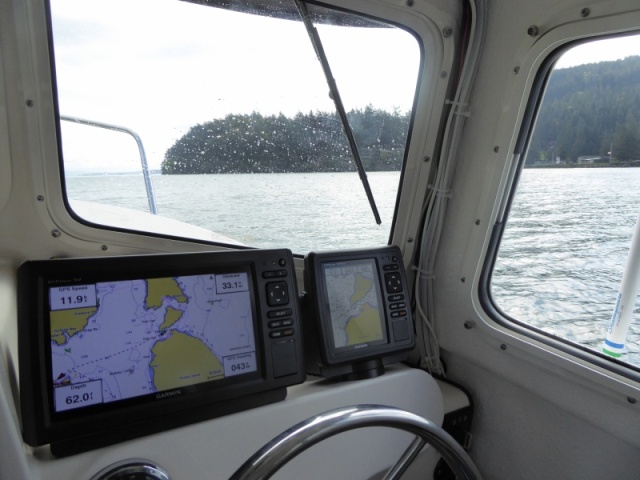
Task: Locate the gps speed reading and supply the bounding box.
[49,271,257,413]
[49,284,96,310]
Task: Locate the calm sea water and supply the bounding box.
[66,172,399,252]
[493,168,640,366]
[66,168,640,367]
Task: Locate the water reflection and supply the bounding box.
[493,168,640,366]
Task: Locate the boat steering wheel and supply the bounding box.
[229,404,482,480]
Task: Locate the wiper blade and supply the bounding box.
[293,0,382,225]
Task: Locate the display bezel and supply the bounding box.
[304,246,415,379]
[18,249,302,455]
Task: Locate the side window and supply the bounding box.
[49,0,420,253]
[491,35,640,369]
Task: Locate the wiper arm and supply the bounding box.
[294,0,382,225]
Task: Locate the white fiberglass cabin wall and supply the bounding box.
[1,0,640,478]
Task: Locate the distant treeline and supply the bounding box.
[527,56,640,164]
[162,56,640,174]
[161,107,409,174]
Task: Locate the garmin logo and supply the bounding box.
[156,389,182,399]
[354,343,369,349]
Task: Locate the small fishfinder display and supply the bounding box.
[322,258,387,351]
[49,270,257,413]
[304,246,415,380]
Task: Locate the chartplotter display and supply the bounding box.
[48,271,257,413]
[321,258,388,350]
[18,249,304,456]
[304,245,415,380]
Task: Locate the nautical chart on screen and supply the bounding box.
[49,272,257,412]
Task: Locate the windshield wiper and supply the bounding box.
[293,0,382,225]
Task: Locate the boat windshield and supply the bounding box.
[50,0,421,252]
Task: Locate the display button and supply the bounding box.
[266,281,289,306]
[267,308,293,318]
[264,270,287,278]
[269,328,295,339]
[392,320,410,342]
[271,338,297,378]
[388,294,404,302]
[384,272,403,294]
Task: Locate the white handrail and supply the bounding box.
[604,212,640,357]
[60,115,158,215]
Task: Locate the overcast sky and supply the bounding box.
[53,0,420,172]
[556,35,640,68]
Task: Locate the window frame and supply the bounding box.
[44,0,425,253]
[480,34,640,382]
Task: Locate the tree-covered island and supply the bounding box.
[161,107,409,174]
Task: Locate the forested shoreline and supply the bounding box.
[526,56,640,165]
[161,107,409,174]
[162,56,640,174]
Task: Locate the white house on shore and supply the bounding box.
[577,155,608,164]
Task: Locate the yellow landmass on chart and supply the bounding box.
[345,303,384,346]
[159,306,183,330]
[150,331,224,391]
[146,277,188,309]
[50,307,97,345]
[350,273,373,304]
